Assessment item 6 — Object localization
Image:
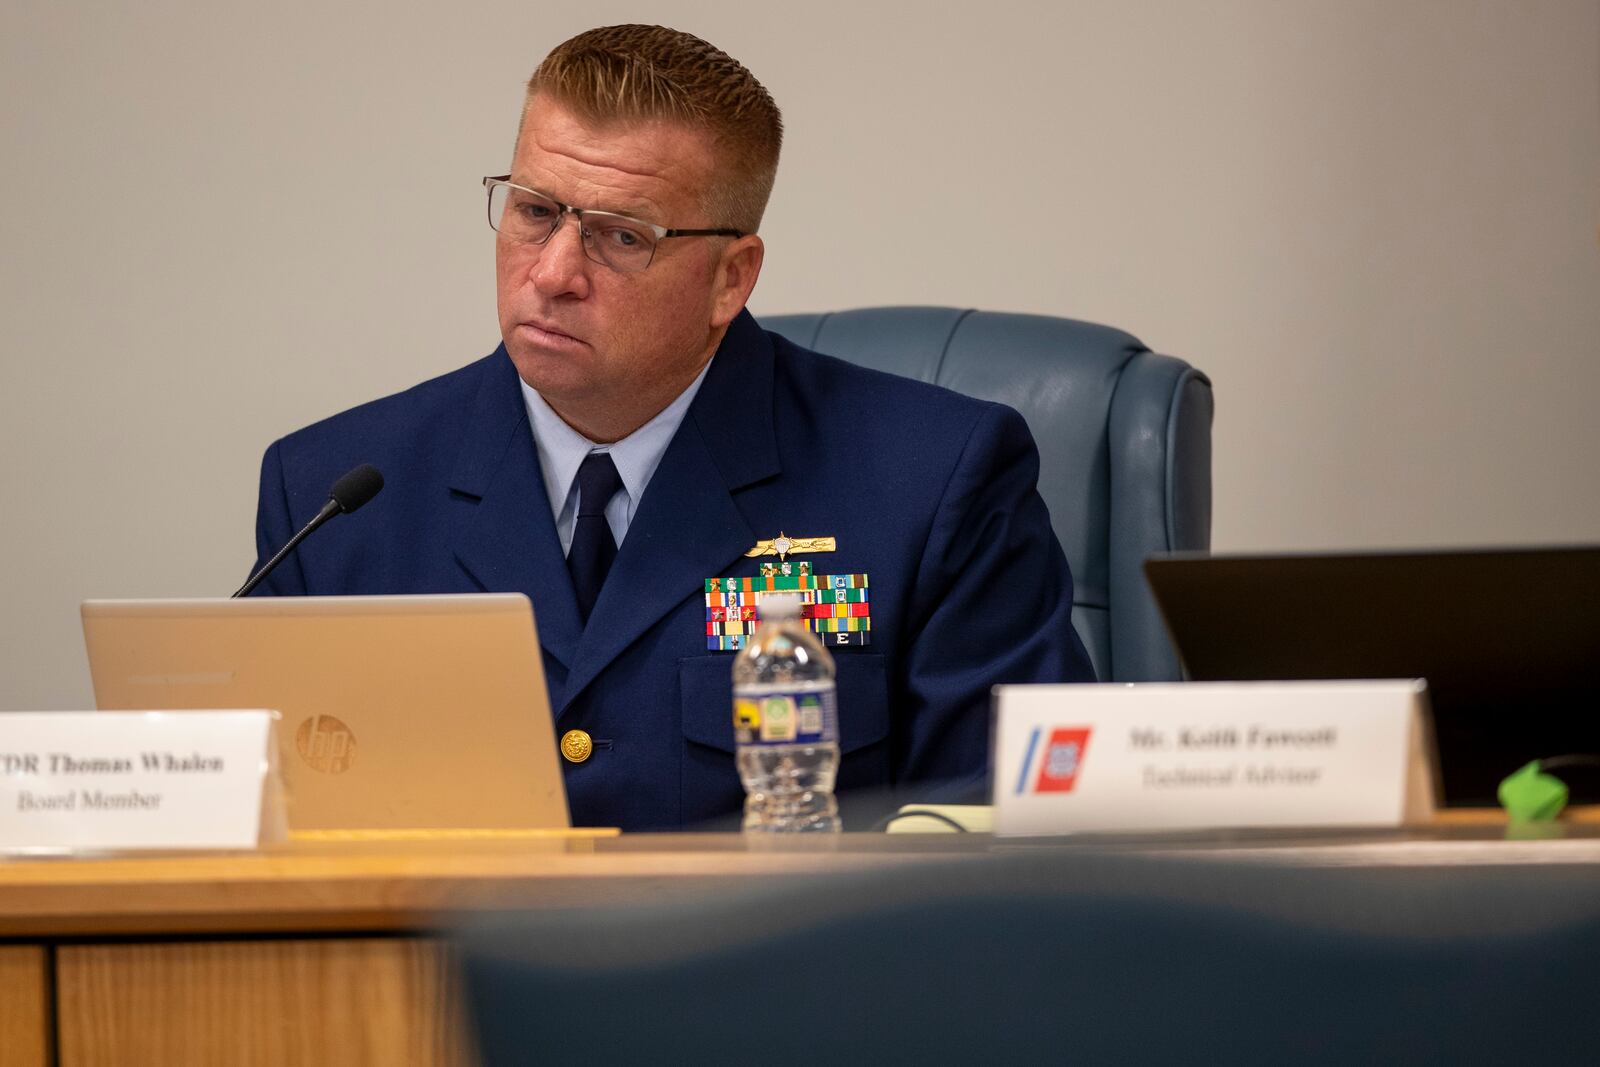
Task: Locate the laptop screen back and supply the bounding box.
[82,593,568,831]
[1144,547,1600,806]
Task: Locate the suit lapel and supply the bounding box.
[449,349,583,673]
[557,312,781,714]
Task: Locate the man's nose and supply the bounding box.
[531,212,592,299]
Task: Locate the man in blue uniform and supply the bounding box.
[251,25,1096,830]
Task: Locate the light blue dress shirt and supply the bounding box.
[520,358,714,556]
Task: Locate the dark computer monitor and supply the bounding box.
[1144,546,1600,806]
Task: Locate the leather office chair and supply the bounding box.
[459,849,1600,1065]
[762,307,1213,682]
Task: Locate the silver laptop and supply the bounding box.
[81,593,569,832]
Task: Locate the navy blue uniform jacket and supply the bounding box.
[252,311,1096,830]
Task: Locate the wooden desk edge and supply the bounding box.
[0,846,977,938]
[1431,804,1600,827]
[6,815,1600,938]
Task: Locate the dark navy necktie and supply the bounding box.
[567,452,623,626]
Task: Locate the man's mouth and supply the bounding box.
[517,320,587,349]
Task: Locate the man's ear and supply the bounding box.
[709,235,765,329]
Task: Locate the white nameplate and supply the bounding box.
[993,681,1438,836]
[0,710,283,853]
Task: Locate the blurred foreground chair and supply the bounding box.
[458,850,1600,1065]
[764,308,1212,681]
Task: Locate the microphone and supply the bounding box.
[234,464,384,597]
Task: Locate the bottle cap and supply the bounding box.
[762,592,803,620]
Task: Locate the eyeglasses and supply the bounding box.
[483,176,744,273]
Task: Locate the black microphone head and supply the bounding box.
[328,464,384,514]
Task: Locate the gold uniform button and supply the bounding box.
[560,729,593,764]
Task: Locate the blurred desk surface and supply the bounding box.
[4,822,1600,1066]
[4,820,1600,938]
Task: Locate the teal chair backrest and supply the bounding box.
[459,850,1600,1064]
[762,307,1213,682]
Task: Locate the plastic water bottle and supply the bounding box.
[732,592,841,832]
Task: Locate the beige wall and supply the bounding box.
[2,0,1596,708]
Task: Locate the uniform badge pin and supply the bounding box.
[744,531,837,561]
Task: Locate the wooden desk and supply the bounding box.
[5,827,1600,1066]
[0,834,989,1066]
[0,944,48,1067]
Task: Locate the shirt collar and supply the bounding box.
[520,356,715,524]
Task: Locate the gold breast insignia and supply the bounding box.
[744,532,836,562]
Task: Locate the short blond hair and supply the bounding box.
[526,25,783,233]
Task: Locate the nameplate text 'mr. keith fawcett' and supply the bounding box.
[992,681,1437,836]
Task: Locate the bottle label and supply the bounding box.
[733,687,838,746]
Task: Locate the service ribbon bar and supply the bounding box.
[708,631,871,651]
[705,601,869,622]
[707,617,871,637]
[704,574,870,595]
[702,572,873,651]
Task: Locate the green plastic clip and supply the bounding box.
[1498,760,1569,822]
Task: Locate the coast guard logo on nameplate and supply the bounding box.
[1014,727,1092,795]
[703,532,871,651]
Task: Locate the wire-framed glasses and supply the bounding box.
[483,176,744,273]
